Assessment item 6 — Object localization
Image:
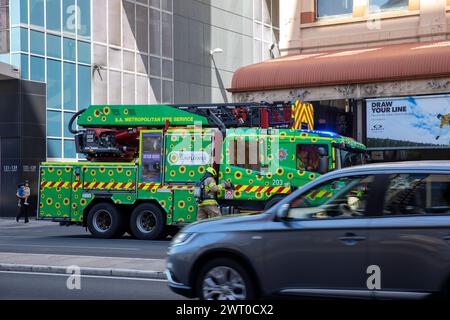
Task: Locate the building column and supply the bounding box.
[419,0,447,41]
[280,0,303,55]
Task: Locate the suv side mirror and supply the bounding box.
[276,203,290,220]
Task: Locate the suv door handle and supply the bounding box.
[339,233,366,245]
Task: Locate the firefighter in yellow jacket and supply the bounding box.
[436,113,450,140]
[197,167,231,221]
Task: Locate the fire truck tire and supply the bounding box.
[130,203,165,240]
[87,203,126,239]
[264,196,285,211]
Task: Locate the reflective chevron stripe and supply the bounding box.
[234,185,291,194]
[40,181,136,190]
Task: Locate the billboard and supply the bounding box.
[366,95,450,149]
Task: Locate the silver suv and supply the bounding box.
[166,161,450,300]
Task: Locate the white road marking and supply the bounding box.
[0,270,167,282]
[0,251,165,261]
[0,244,141,251]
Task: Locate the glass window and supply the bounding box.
[122,0,135,50]
[296,144,328,172]
[149,9,160,55]
[162,80,173,103]
[20,0,28,24]
[254,39,262,63]
[123,50,135,72]
[20,54,28,79]
[162,59,172,78]
[369,0,408,13]
[150,77,161,103]
[108,70,121,104]
[161,13,172,58]
[78,65,91,109]
[10,0,27,25]
[29,0,45,27]
[150,0,160,8]
[47,59,62,109]
[46,0,61,31]
[93,0,106,43]
[141,132,162,182]
[383,174,450,216]
[47,139,62,158]
[30,30,45,55]
[64,112,75,137]
[288,175,373,220]
[263,0,271,25]
[254,0,262,21]
[63,37,76,61]
[78,0,91,38]
[108,0,121,46]
[30,56,45,82]
[123,73,135,104]
[20,27,28,52]
[136,53,148,74]
[272,0,279,28]
[317,0,353,18]
[10,28,20,52]
[136,4,149,53]
[161,0,172,12]
[254,22,262,39]
[62,0,76,34]
[10,52,20,67]
[150,56,161,76]
[64,140,76,158]
[109,47,121,69]
[47,111,62,137]
[47,34,61,58]
[9,0,19,25]
[63,62,76,110]
[77,40,90,64]
[136,75,149,104]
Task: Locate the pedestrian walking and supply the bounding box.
[16,180,31,223]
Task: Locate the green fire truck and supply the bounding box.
[38,103,367,240]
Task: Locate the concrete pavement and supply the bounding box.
[0,252,166,279]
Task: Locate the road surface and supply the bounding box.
[0,271,185,300]
[0,219,170,259]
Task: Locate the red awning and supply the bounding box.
[229,41,450,93]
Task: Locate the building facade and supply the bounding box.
[0,0,280,162]
[230,0,450,162]
[0,0,280,216]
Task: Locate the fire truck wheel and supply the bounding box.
[264,196,285,211]
[87,203,125,239]
[130,203,165,240]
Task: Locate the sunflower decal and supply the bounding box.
[278,148,288,161]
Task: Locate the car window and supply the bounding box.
[288,175,373,220]
[383,174,450,216]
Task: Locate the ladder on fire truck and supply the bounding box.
[169,101,295,130]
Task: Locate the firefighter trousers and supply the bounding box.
[197,204,221,221]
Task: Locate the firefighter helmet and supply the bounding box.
[206,167,217,177]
